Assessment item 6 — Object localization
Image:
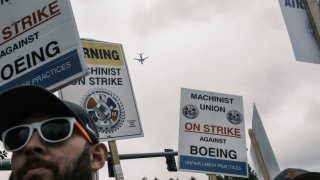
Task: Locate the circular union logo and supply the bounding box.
[226,110,242,125]
[182,104,199,119]
[81,88,125,133]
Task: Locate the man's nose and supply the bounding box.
[23,131,46,155]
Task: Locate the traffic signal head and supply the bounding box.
[164,149,177,172]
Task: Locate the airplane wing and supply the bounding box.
[142,56,149,60]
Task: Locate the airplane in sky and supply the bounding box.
[134,53,149,64]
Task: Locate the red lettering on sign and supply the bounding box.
[1,0,61,45]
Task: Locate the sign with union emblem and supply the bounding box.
[178,88,248,177]
[59,39,143,141]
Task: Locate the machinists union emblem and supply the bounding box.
[226,110,242,125]
[81,88,125,133]
[182,104,199,119]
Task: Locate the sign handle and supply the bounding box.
[108,140,125,180]
[208,174,217,180]
[248,129,270,180]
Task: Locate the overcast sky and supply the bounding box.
[2,0,320,179]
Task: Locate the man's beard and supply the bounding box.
[9,143,92,180]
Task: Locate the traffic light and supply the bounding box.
[164,149,177,172]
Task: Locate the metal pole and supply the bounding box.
[114,151,178,160]
[96,171,99,180]
[0,159,11,170]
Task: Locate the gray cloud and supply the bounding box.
[131,0,259,35]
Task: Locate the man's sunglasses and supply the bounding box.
[1,117,93,152]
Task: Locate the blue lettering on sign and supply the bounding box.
[0,49,83,92]
[285,0,304,9]
[179,155,247,176]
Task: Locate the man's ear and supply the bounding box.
[90,143,108,171]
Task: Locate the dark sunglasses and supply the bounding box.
[1,117,93,152]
